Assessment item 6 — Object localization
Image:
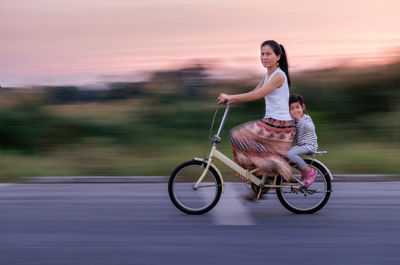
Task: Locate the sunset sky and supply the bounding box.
[1,0,399,86]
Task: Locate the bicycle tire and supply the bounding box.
[168,160,222,215]
[276,159,332,214]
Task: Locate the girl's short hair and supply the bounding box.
[289,94,305,105]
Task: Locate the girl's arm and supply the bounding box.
[298,115,316,131]
[219,73,284,104]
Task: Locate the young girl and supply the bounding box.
[287,94,318,187]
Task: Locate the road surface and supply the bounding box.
[1,182,400,265]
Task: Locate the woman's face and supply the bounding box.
[260,45,280,68]
[290,102,305,120]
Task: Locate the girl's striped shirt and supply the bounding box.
[295,114,318,152]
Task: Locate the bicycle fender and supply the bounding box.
[193,157,225,193]
[304,158,334,180]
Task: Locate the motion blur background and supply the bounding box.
[1,0,399,181]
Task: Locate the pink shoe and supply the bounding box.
[304,168,317,188]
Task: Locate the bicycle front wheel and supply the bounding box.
[276,159,332,214]
[168,160,222,215]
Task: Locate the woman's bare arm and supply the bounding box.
[219,73,284,104]
[252,76,265,92]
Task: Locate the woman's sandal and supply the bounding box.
[243,191,265,201]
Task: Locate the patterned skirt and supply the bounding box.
[229,118,296,183]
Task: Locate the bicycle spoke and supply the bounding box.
[196,184,221,188]
[169,161,222,214]
[276,163,331,213]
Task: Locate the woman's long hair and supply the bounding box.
[261,40,291,87]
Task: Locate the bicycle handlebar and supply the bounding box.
[215,103,229,139]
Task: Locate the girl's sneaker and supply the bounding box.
[304,168,317,188]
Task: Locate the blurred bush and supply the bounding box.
[0,101,134,153]
[0,60,399,180]
[292,62,400,142]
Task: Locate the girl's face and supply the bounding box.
[260,45,280,68]
[290,102,305,120]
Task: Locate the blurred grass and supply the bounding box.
[1,136,399,183]
[0,62,399,182]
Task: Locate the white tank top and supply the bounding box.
[263,67,291,121]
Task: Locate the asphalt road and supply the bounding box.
[1,182,400,265]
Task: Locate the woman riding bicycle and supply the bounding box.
[218,40,295,199]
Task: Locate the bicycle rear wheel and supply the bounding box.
[276,159,332,214]
[168,160,222,215]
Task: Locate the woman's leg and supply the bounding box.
[230,119,295,181]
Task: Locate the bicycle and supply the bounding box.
[168,103,333,215]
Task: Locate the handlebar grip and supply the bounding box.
[218,100,229,106]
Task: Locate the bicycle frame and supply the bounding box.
[168,103,333,215]
[193,104,305,192]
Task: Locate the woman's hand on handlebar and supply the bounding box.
[218,93,232,104]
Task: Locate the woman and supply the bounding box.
[218,40,296,198]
